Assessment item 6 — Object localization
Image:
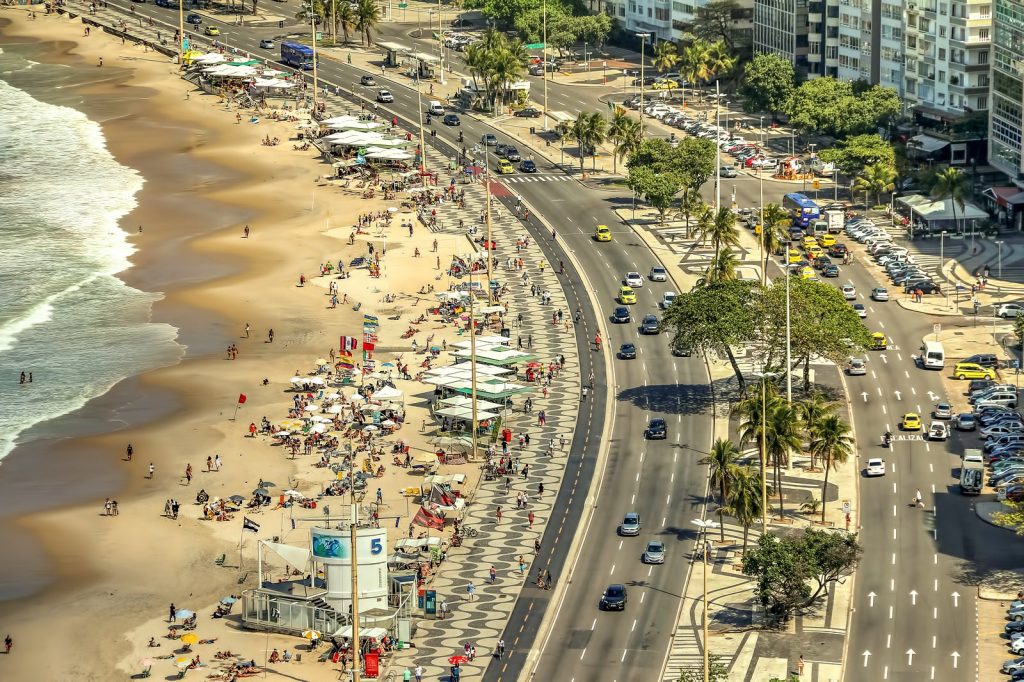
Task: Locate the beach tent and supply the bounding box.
[365,149,414,161]
[452,345,536,366]
[373,385,404,402]
[437,395,504,412]
[433,405,499,421]
[253,77,296,89]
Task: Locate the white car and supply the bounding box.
[661,292,677,309]
[841,283,857,300]
[846,357,867,375]
[625,272,644,288]
[870,287,890,301]
[866,458,886,476]
[999,303,1024,318]
[649,266,668,282]
[376,89,394,103]
[926,422,949,441]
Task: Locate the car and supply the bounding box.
[964,353,999,368]
[649,266,668,282]
[969,379,998,394]
[481,133,497,146]
[1002,656,1024,674]
[502,146,521,162]
[186,12,202,24]
[259,38,275,49]
[619,513,641,536]
[642,540,666,564]
[981,422,1024,439]
[870,287,890,301]
[813,255,833,270]
[376,89,394,103]
[646,418,667,439]
[611,306,631,323]
[514,106,542,118]
[619,286,637,304]
[802,235,819,250]
[640,314,660,335]
[870,332,888,350]
[671,342,692,357]
[618,342,637,360]
[595,224,612,242]
[204,25,220,35]
[901,413,922,430]
[845,357,867,376]
[906,281,942,294]
[799,266,817,280]
[932,402,954,419]
[926,422,949,441]
[818,234,837,247]
[442,113,461,126]
[519,159,537,173]
[841,283,857,300]
[954,362,997,380]
[661,292,677,309]
[1000,303,1024,318]
[787,249,803,264]
[624,272,644,288]
[600,584,628,611]
[720,165,738,178]
[821,264,840,278]
[955,413,977,431]
[359,74,376,86]
[829,244,848,258]
[865,457,886,476]
[496,159,515,174]
[852,303,867,318]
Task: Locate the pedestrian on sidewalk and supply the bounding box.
[797,655,805,676]
[497,639,506,658]
[518,555,527,574]
[489,566,497,584]
[148,463,155,479]
[414,665,423,682]
[495,506,503,523]
[527,511,535,528]
[466,581,476,601]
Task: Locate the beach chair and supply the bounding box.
[137,665,152,678]
[214,554,226,566]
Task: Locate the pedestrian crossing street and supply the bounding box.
[498,174,574,184]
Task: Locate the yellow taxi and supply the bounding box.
[818,234,837,247]
[900,413,922,431]
[870,332,888,350]
[788,249,803,264]
[618,286,637,304]
[651,78,680,90]
[799,266,817,280]
[953,362,997,380]
[497,159,515,174]
[595,224,613,242]
[802,235,818,250]
[204,25,221,36]
[806,245,824,260]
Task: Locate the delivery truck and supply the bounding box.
[824,209,845,234]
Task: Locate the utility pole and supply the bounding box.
[636,33,650,137]
[349,473,361,681]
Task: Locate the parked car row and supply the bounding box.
[844,218,942,295]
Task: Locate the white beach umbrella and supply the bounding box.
[326,404,344,414]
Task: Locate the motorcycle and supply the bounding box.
[882,432,892,448]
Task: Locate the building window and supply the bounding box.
[975,95,988,110]
[979,50,989,64]
[979,28,990,40]
[655,7,669,20]
[939,48,946,60]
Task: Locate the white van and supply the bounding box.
[921,341,945,369]
[427,100,445,116]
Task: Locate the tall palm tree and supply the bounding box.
[681,40,712,103]
[721,465,764,551]
[931,166,971,234]
[736,377,781,448]
[567,111,608,172]
[794,392,837,468]
[332,0,354,44]
[764,403,802,515]
[354,0,380,46]
[652,40,679,74]
[759,203,790,276]
[853,162,897,207]
[608,112,641,175]
[705,40,737,84]
[489,48,524,114]
[808,415,855,524]
[704,249,739,283]
[676,190,707,240]
[695,206,740,259]
[700,438,741,541]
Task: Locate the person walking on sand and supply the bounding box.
[243,226,250,238]
[184,464,193,485]
[148,463,155,479]
[4,634,11,654]
[268,328,274,343]
[169,603,177,622]
[206,456,213,472]
[244,323,251,337]
[215,454,221,471]
[104,498,112,516]
[126,443,133,461]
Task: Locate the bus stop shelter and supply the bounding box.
[408,51,439,79]
[377,41,409,68]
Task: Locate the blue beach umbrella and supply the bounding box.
[175,609,194,619]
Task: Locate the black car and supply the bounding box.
[519,159,537,173]
[646,418,667,439]
[964,353,999,368]
[515,107,542,118]
[905,281,941,294]
[442,113,461,126]
[821,264,840,278]
[969,379,997,394]
[611,306,631,323]
[186,12,202,24]
[640,314,660,334]
[618,343,637,359]
[600,584,628,611]
[671,343,692,357]
[359,75,376,86]
[502,146,521,162]
[829,244,848,258]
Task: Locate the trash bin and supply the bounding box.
[500,327,510,338]
[278,20,284,28]
[530,126,535,135]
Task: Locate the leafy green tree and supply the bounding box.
[354,0,380,45]
[740,53,795,118]
[694,0,746,56]
[722,465,764,550]
[808,415,854,524]
[627,166,681,224]
[819,134,895,177]
[701,438,741,541]
[994,500,1024,533]
[784,78,901,136]
[678,654,730,682]
[853,162,897,207]
[1015,316,1024,349]
[931,166,971,233]
[661,280,758,390]
[652,40,679,74]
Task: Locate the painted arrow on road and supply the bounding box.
[862,650,872,667]
[868,591,877,607]
[952,591,960,607]
[907,649,916,666]
[880,354,887,364]
[910,590,918,605]
[928,391,939,401]
[862,392,869,402]
[894,390,902,400]
[951,651,960,668]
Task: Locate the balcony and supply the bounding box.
[907,2,919,12]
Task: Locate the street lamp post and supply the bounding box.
[890,191,897,228]
[542,0,549,131]
[940,231,948,306]
[715,81,722,213]
[834,168,839,202]
[177,0,185,67]
[692,519,721,682]
[997,240,1005,279]
[636,33,650,137]
[754,370,779,528]
[436,0,446,85]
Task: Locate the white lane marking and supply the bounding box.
[591,618,597,630]
[887,633,892,649]
[889,605,894,619]
[610,564,616,575]
[631,619,637,632]
[631,494,636,504]
[580,648,586,660]
[666,494,671,505]
[893,528,897,540]
[911,386,917,395]
[892,553,897,565]
[640,592,646,603]
[618,540,623,550]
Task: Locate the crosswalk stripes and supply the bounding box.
[500,175,574,183]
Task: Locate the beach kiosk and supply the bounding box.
[377,41,409,69]
[408,51,439,80]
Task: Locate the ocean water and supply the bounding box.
[0,47,183,461]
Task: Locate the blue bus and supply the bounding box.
[280,41,315,70]
[783,193,821,227]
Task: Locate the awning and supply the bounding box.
[332,626,388,640]
[983,187,1024,208]
[908,134,950,155]
[897,196,988,222]
[260,541,311,571]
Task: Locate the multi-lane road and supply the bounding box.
[82,3,1024,678]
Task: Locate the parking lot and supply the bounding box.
[980,594,1024,681]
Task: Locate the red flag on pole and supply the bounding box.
[238,393,247,404]
[413,506,444,530]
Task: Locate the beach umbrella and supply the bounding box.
[174,609,194,619]
[326,404,343,414]
[381,362,395,367]
[311,415,332,423]
[349,394,367,403]
[220,596,238,604]
[325,392,341,400]
[381,419,397,427]
[176,657,191,668]
[315,358,327,365]
[283,489,303,498]
[302,629,322,640]
[311,424,327,433]
[180,633,199,646]
[387,207,398,213]
[259,481,277,488]
[363,425,380,432]
[448,655,469,665]
[289,376,306,384]
[228,495,245,504]
[140,658,155,667]
[253,488,270,496]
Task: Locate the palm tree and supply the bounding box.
[676,190,707,240]
[354,0,380,46]
[695,206,740,259]
[764,403,802,515]
[704,40,737,84]
[700,438,741,541]
[736,377,781,447]
[794,392,837,469]
[931,166,971,234]
[704,249,739,283]
[681,40,712,102]
[759,203,790,276]
[489,48,524,114]
[652,40,679,74]
[607,111,641,175]
[567,111,608,172]
[332,0,354,44]
[722,465,764,551]
[808,415,855,524]
[853,162,897,207]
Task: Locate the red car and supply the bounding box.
[743,155,763,168]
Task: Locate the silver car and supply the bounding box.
[642,540,666,564]
[619,512,641,536]
[649,266,668,282]
[932,402,954,419]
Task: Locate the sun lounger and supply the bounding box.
[214,554,226,566]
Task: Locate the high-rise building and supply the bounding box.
[989,0,1022,178]
[607,0,754,48]
[753,0,815,76]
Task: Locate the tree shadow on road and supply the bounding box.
[616,382,714,417]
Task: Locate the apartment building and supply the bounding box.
[606,0,754,48]
[989,0,1023,179]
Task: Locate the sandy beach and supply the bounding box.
[0,8,509,679]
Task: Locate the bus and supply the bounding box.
[280,42,316,70]
[783,193,821,227]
